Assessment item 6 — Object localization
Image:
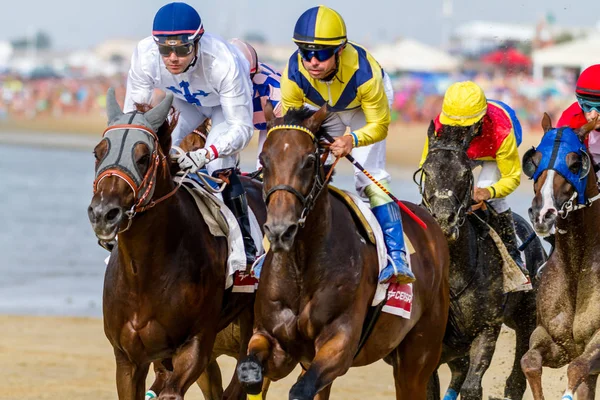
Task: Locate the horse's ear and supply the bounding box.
[106,87,123,124]
[264,100,276,128]
[577,116,598,141]
[145,92,174,132]
[541,112,553,133]
[427,120,436,142]
[305,104,328,132]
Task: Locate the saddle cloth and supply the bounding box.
[174,176,264,290]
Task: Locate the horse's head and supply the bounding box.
[523,113,597,236]
[260,104,328,252]
[87,88,178,241]
[420,121,477,241]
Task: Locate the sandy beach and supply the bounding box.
[0,314,569,400]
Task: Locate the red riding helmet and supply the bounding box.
[576,64,600,98]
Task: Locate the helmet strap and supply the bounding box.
[182,40,200,73]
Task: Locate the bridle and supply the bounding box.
[262,124,329,227]
[415,143,474,228]
[93,120,182,233]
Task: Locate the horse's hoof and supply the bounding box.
[237,355,263,395]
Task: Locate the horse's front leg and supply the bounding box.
[147,359,173,399]
[459,326,501,400]
[520,325,570,400]
[289,331,355,400]
[444,356,469,400]
[114,349,150,400]
[563,330,600,400]
[196,359,223,400]
[238,331,297,399]
[159,330,218,400]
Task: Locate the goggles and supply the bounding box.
[297,44,342,62]
[157,42,195,57]
[577,95,600,113]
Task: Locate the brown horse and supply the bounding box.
[87,89,265,400]
[520,114,600,400]
[236,105,450,400]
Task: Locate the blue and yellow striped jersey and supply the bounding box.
[281,42,390,147]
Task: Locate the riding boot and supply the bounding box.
[215,168,257,269]
[371,202,416,285]
[493,209,529,277]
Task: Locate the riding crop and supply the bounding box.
[321,132,428,230]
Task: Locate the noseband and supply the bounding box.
[263,125,327,227]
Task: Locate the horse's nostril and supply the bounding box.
[105,208,122,223]
[281,224,298,242]
[543,209,556,221]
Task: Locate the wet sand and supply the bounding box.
[1,315,568,399]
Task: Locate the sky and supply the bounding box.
[2,0,598,51]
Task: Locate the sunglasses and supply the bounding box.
[158,43,195,57]
[298,45,342,62]
[577,96,600,113]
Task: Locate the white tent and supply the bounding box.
[532,33,600,79]
[371,38,459,73]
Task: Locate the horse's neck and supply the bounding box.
[117,184,183,278]
[556,203,600,267]
[285,191,332,278]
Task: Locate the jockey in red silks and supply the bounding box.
[420,81,528,276]
[557,64,600,171]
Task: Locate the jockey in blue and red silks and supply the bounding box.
[124,2,257,267]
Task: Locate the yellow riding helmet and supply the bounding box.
[293,5,347,47]
[440,81,488,127]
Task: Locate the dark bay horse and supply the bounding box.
[236,106,450,400]
[419,121,544,400]
[520,115,600,400]
[87,89,265,400]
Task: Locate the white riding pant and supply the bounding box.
[474,160,510,214]
[171,97,238,175]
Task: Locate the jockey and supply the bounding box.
[557,64,600,170]
[419,81,528,275]
[123,2,257,267]
[280,5,414,285]
[229,38,283,168]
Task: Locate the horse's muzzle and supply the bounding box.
[264,220,299,252]
[529,206,556,237]
[88,199,124,241]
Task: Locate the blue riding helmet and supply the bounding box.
[152,2,204,45]
[522,127,591,205]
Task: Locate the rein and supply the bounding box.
[263,124,333,227]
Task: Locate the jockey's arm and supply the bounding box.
[209,62,254,158]
[351,77,391,147]
[419,136,430,168]
[280,65,306,114]
[123,42,155,113]
[487,133,521,199]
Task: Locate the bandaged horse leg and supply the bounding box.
[213,168,258,268]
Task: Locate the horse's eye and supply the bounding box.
[303,154,316,169]
[569,160,582,174]
[137,154,150,165]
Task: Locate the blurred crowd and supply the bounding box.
[0,70,576,131]
[0,74,124,121]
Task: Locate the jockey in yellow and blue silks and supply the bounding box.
[279,5,414,285]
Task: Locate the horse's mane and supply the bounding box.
[283,106,328,139]
[134,102,180,137]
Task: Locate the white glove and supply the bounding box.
[177,148,212,173]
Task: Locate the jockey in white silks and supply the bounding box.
[123,1,257,267]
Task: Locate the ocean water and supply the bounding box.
[0,134,537,317]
